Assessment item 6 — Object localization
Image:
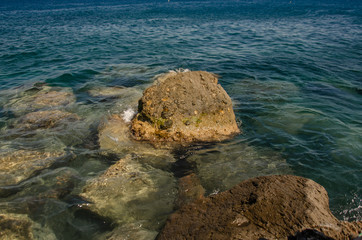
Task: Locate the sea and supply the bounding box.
[0,0,361,239]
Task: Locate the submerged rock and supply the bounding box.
[95,223,158,240]
[131,71,240,146]
[157,175,362,240]
[0,213,56,240]
[80,154,176,231]
[4,85,76,116]
[15,110,80,130]
[0,150,66,186]
[88,86,128,98]
[98,114,174,158]
[186,141,292,194]
[31,90,75,109]
[175,173,205,209]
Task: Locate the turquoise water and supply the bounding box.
[0,0,361,239]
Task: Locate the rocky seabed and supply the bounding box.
[0,72,360,240]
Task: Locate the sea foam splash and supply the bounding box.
[122,108,136,123]
[168,68,190,73]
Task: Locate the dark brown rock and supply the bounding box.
[131,71,240,146]
[157,175,362,240]
[175,173,205,209]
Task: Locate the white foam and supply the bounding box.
[168,68,190,73]
[122,108,136,123]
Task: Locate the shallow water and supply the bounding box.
[0,0,361,238]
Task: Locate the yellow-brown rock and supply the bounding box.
[131,71,240,147]
[0,150,65,186]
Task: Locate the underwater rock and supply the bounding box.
[95,223,158,240]
[31,90,75,109]
[175,173,205,209]
[15,110,80,130]
[98,114,174,158]
[131,71,240,147]
[80,154,176,230]
[4,85,76,116]
[0,213,56,240]
[88,86,129,98]
[0,150,66,186]
[157,175,362,240]
[186,141,292,194]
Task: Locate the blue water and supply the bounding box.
[0,0,361,239]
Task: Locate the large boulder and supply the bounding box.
[157,175,361,240]
[131,71,240,146]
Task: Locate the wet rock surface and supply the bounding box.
[98,114,174,158]
[0,213,56,240]
[95,223,158,240]
[175,173,205,209]
[88,86,128,98]
[0,150,66,186]
[4,85,76,116]
[157,175,362,240]
[80,154,176,231]
[15,110,80,130]
[131,71,240,146]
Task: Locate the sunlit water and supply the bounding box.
[0,0,361,239]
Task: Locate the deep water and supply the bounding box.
[0,0,361,239]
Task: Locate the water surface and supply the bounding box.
[0,0,361,239]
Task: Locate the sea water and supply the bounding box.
[0,0,361,239]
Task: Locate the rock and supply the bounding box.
[15,110,80,130]
[0,150,66,186]
[175,173,205,209]
[131,71,240,146]
[98,114,174,158]
[88,86,128,98]
[31,90,75,109]
[95,223,158,240]
[4,85,75,116]
[80,154,176,230]
[0,213,56,240]
[157,175,362,240]
[186,142,292,194]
